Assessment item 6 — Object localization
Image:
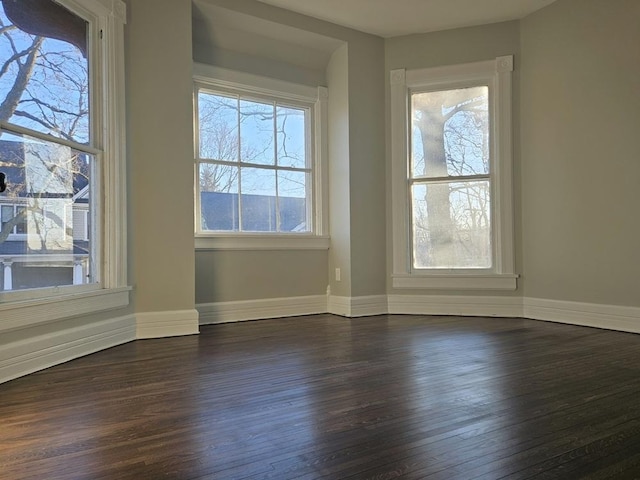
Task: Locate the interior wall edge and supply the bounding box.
[135,309,200,339]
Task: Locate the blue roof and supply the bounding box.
[200,191,307,232]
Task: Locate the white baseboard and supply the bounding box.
[3,294,637,386]
[388,294,523,317]
[136,309,200,338]
[327,295,388,317]
[198,295,327,324]
[197,294,640,336]
[0,314,136,385]
[523,298,640,334]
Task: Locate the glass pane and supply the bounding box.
[240,99,275,166]
[240,167,276,232]
[0,1,89,144]
[411,124,425,178]
[411,86,489,178]
[278,171,308,232]
[1,205,12,231]
[0,130,94,291]
[277,106,306,168]
[412,180,491,269]
[199,163,238,231]
[15,206,26,234]
[198,92,238,161]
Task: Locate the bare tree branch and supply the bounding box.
[0,36,43,122]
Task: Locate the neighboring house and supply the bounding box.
[0,140,90,291]
[200,191,307,232]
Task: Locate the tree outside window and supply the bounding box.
[390,57,516,290]
[196,88,312,234]
[410,86,491,269]
[0,0,94,291]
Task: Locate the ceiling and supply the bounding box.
[254,0,558,38]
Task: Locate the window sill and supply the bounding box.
[0,286,132,333]
[392,273,518,290]
[195,234,330,251]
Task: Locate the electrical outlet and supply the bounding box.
[335,268,341,282]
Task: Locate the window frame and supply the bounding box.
[0,0,129,325]
[1,203,27,237]
[193,64,329,251]
[390,56,517,290]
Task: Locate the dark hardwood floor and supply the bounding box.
[2,314,640,479]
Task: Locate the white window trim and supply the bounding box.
[193,63,329,251]
[0,0,129,325]
[195,234,330,251]
[390,56,517,290]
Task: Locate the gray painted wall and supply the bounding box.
[194,0,639,307]
[520,0,640,307]
[195,250,328,303]
[327,43,352,297]
[127,0,196,313]
[192,0,386,304]
[346,35,386,297]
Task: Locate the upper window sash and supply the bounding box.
[390,56,516,290]
[194,87,314,169]
[0,0,123,151]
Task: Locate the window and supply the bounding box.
[194,64,328,250]
[411,85,491,269]
[0,0,128,315]
[1,204,26,235]
[390,57,517,290]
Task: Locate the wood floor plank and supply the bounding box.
[1,314,640,479]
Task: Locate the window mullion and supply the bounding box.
[198,158,309,174]
[273,102,280,232]
[236,97,243,232]
[410,174,490,186]
[0,122,101,156]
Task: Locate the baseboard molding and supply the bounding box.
[136,309,200,338]
[3,294,637,385]
[388,294,523,317]
[327,295,388,317]
[523,298,640,334]
[198,295,327,324]
[0,314,136,385]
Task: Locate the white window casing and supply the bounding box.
[390,56,517,290]
[193,64,329,251]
